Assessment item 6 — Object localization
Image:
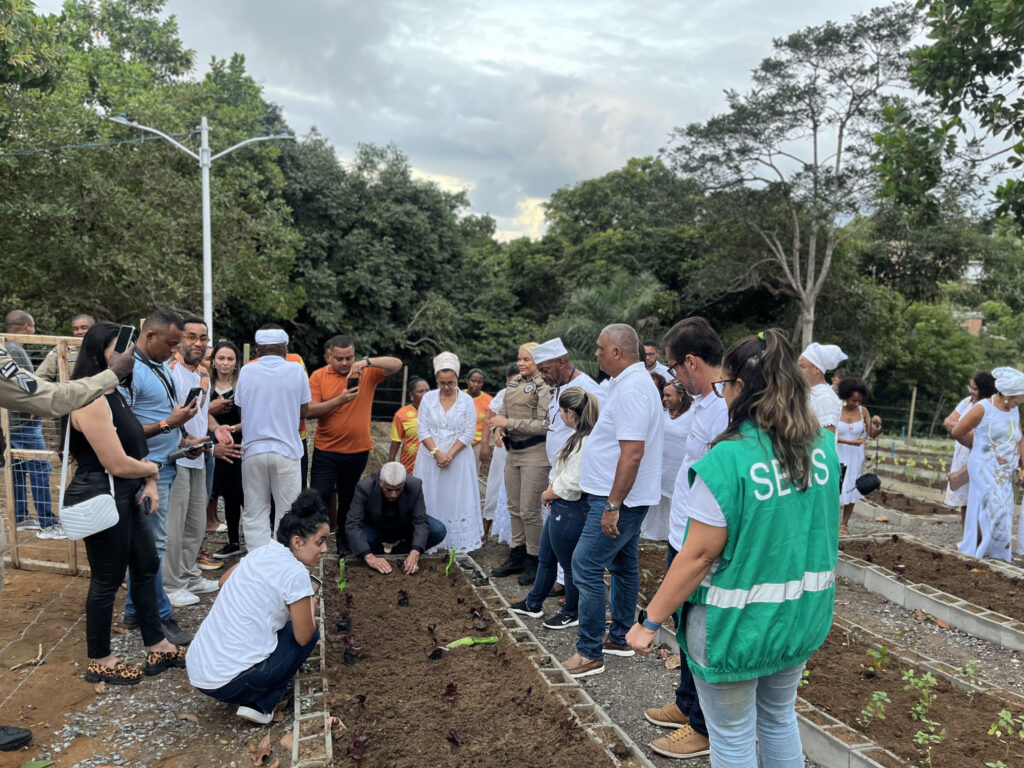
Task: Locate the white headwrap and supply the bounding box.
[380,461,407,486]
[254,328,289,345]
[993,366,1024,397]
[532,337,569,364]
[433,351,460,376]
[800,342,847,374]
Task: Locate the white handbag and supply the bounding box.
[58,412,119,541]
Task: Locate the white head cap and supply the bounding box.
[993,367,1024,397]
[433,351,460,376]
[380,461,407,486]
[254,328,289,345]
[532,337,569,365]
[800,342,847,374]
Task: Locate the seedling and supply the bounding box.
[447,636,499,649]
[443,682,458,702]
[349,733,369,761]
[343,635,364,666]
[445,548,456,576]
[857,691,890,728]
[397,589,410,607]
[355,694,367,709]
[902,670,939,722]
[860,646,892,676]
[446,728,463,746]
[960,659,981,679]
[335,618,351,634]
[988,709,1024,766]
[913,723,947,767]
[798,669,810,688]
[337,558,347,592]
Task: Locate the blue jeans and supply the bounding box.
[125,462,177,621]
[362,515,447,554]
[668,543,708,737]
[525,497,587,617]
[692,665,806,768]
[571,494,646,660]
[11,422,56,527]
[199,621,319,714]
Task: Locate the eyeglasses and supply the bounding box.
[667,360,683,378]
[711,379,736,398]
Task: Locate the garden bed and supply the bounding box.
[322,556,626,768]
[839,535,1024,623]
[868,489,952,517]
[637,542,668,606]
[802,620,1024,768]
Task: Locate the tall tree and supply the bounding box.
[666,3,918,346]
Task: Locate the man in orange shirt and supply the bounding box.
[307,334,402,551]
[464,368,492,501]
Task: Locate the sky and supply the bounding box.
[39,0,885,240]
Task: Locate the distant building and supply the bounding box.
[954,310,983,335]
[963,259,985,284]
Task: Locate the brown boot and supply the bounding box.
[644,702,690,728]
[650,725,710,759]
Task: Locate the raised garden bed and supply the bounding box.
[637,542,668,606]
[801,617,1024,768]
[322,555,646,767]
[867,490,953,517]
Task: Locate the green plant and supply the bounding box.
[857,690,891,728]
[861,646,893,674]
[798,669,810,688]
[902,669,939,722]
[960,659,981,679]
[337,558,347,592]
[988,709,1024,766]
[914,723,947,767]
[445,548,456,576]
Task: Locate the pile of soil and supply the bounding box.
[803,630,1024,768]
[323,558,617,768]
[637,542,668,606]
[870,489,952,516]
[840,536,1024,620]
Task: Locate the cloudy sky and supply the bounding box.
[43,0,884,239]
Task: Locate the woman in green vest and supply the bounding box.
[627,329,839,768]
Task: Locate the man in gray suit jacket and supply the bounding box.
[346,462,447,574]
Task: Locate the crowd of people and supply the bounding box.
[2,304,1024,765]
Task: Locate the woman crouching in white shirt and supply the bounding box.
[509,388,599,630]
[186,489,329,724]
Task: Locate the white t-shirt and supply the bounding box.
[580,362,664,507]
[552,436,587,501]
[490,388,506,416]
[809,383,842,431]
[661,407,693,498]
[545,371,604,469]
[668,392,729,550]
[186,540,314,690]
[235,356,311,460]
[170,362,209,470]
[651,361,674,380]
[684,475,726,588]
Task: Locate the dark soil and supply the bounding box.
[803,630,1024,768]
[870,489,954,516]
[840,536,1024,620]
[638,542,668,606]
[322,557,617,768]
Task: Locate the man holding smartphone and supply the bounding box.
[163,318,236,607]
[306,334,403,552]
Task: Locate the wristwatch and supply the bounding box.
[363,356,372,368]
[604,501,620,513]
[637,609,662,632]
[158,420,171,434]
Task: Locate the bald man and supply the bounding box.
[36,314,95,382]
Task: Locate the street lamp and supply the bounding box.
[108,113,295,341]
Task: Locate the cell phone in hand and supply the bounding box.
[138,495,151,515]
[114,325,136,354]
[220,389,234,400]
[347,375,359,390]
[185,386,204,407]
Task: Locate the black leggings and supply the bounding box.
[72,476,164,658]
[212,456,244,546]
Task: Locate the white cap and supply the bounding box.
[433,351,460,376]
[254,328,289,345]
[532,337,569,364]
[800,342,847,374]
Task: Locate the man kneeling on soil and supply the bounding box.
[346,462,447,575]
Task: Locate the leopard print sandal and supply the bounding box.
[145,646,187,676]
[84,659,144,685]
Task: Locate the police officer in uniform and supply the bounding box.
[0,339,136,753]
[490,342,552,585]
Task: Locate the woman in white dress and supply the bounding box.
[481,364,518,544]
[642,380,693,541]
[942,372,996,522]
[798,342,847,435]
[413,352,484,553]
[952,367,1024,563]
[836,377,882,536]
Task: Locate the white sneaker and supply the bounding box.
[168,588,200,607]
[236,705,273,725]
[16,519,41,531]
[38,523,67,540]
[190,578,220,595]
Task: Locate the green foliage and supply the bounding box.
[857,690,891,728]
[0,0,66,94]
[902,669,939,722]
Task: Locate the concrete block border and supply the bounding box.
[837,533,1024,652]
[852,497,957,528]
[459,553,658,768]
[291,558,331,768]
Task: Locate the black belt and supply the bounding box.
[508,435,545,451]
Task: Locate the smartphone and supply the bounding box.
[220,389,234,400]
[185,386,204,407]
[114,325,135,354]
[347,375,359,390]
[139,496,152,515]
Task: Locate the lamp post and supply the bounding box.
[108,114,294,340]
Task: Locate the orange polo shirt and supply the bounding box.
[465,390,493,446]
[309,364,386,454]
[390,404,420,474]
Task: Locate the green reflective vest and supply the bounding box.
[679,422,839,683]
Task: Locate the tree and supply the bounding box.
[666,3,919,347]
[0,0,65,93]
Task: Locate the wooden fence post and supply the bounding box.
[907,386,918,440]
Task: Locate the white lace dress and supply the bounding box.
[413,390,484,553]
[836,410,866,505]
[945,396,972,508]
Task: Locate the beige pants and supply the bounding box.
[242,452,301,549]
[504,448,550,555]
[162,465,207,593]
[472,443,489,502]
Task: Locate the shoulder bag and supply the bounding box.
[58,408,119,540]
